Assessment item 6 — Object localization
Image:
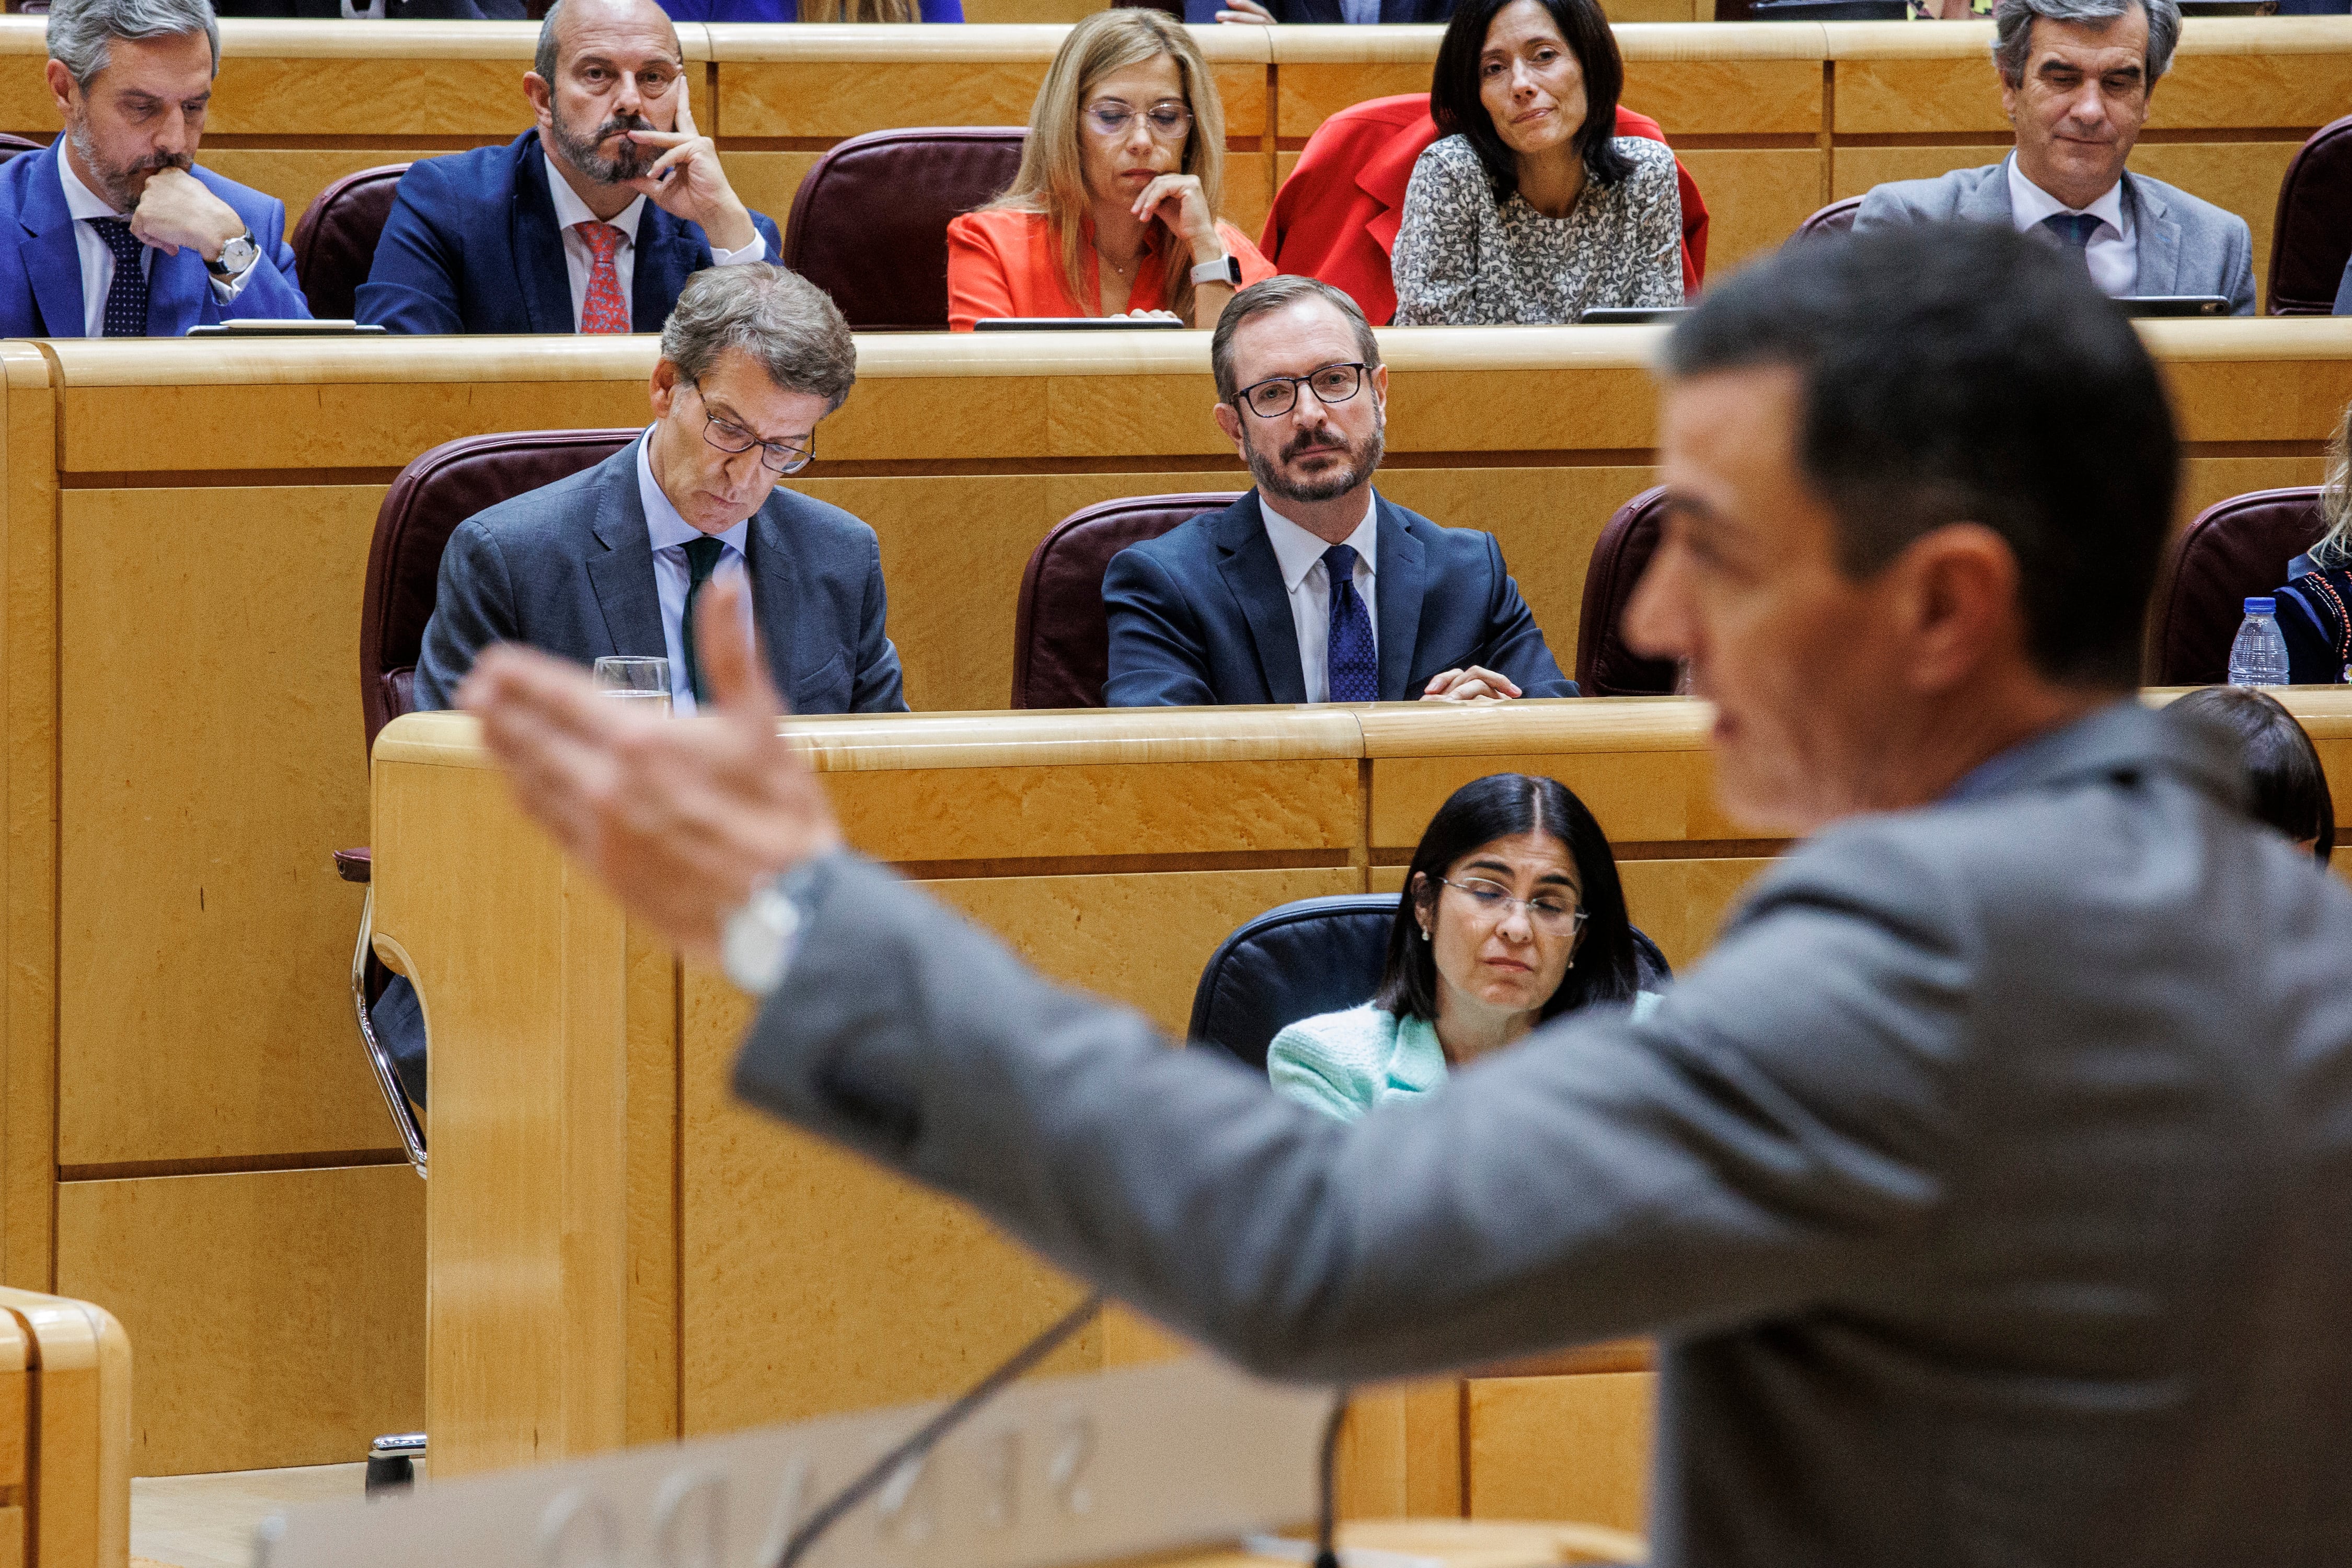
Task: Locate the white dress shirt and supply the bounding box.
[1259,490,1379,704]
[636,433,757,716]
[59,152,255,337]
[543,151,766,333]
[2006,154,2136,298]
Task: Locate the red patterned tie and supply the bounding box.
[576,221,630,334]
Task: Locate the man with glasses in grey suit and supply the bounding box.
[1853,0,2256,315]
[462,222,2352,1566]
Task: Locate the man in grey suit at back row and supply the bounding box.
[464,223,2352,1565]
[1855,0,2256,315]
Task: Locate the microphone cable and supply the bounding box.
[773,1290,1105,1568]
[1312,1387,1351,1568]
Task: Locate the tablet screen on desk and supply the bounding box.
[2118,296,2231,318]
[189,320,391,336]
[1575,307,1691,325]
[973,317,1190,331]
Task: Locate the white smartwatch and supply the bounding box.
[720,861,824,996]
[1189,253,1242,289]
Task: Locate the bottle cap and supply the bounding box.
[2245,596,2276,615]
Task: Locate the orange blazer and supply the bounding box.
[947,210,1276,331]
[1259,94,1712,326]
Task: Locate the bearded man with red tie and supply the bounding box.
[357,0,781,336]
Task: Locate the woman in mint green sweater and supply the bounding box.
[1268,773,1660,1120]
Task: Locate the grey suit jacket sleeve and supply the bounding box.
[2221,222,2257,316]
[850,534,908,713]
[413,518,520,711]
[1103,546,1220,708]
[1479,535,1574,698]
[734,837,1961,1380]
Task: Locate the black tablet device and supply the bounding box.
[973,317,1190,331]
[1575,307,1692,325]
[2118,296,2232,318]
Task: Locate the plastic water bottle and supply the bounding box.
[2228,596,2290,688]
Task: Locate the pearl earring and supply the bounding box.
[1419,927,1431,942]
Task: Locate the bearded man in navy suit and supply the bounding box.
[357,0,781,336]
[0,0,309,339]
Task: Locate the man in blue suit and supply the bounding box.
[3,0,308,338]
[358,0,781,336]
[1105,276,1572,707]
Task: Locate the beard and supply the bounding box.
[1247,419,1386,505]
[66,116,188,212]
[549,101,656,185]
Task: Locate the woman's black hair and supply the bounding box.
[1427,0,1631,199]
[1374,773,1642,1025]
[2170,687,2336,865]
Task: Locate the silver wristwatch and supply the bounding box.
[207,230,259,280]
[720,861,823,995]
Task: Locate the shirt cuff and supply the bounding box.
[205,252,260,305]
[710,232,767,268]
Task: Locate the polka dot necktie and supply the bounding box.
[679,535,727,705]
[1323,544,1378,703]
[576,221,630,335]
[2040,211,2101,263]
[88,217,149,338]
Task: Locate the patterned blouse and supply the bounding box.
[1390,134,1684,327]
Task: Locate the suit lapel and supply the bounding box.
[1957,160,2016,227]
[512,137,578,335]
[145,241,208,336]
[1215,494,1310,705]
[1372,497,1425,701]
[744,496,801,691]
[585,440,669,657]
[19,148,84,338]
[631,206,696,333]
[2126,173,2181,296]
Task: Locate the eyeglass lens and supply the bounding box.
[1241,364,1365,418]
[1084,101,1193,140]
[1446,877,1583,930]
[701,410,811,475]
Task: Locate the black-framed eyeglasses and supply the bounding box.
[690,381,815,476]
[1434,875,1586,933]
[1081,99,1194,142]
[1232,362,1369,420]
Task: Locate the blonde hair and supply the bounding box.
[796,0,918,19]
[988,10,1227,325]
[2320,398,2352,569]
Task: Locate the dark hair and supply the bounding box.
[2170,687,2336,864]
[1660,222,2178,690]
[1428,0,1630,199]
[1374,773,1641,1025]
[1209,275,1383,407]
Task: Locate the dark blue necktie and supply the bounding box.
[679,535,726,704]
[1323,544,1377,703]
[88,217,149,337]
[2040,211,2101,259]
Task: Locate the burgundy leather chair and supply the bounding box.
[782,128,1028,331]
[341,429,637,1171]
[290,163,410,321]
[2144,487,2327,686]
[1010,492,1243,708]
[2267,116,2352,316]
[0,133,41,164]
[1789,195,1863,247]
[1575,487,1680,698]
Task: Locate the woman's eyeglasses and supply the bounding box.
[690,381,815,477]
[1082,100,1194,142]
[1233,363,1369,420]
[1435,876,1586,933]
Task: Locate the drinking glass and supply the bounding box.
[594,656,672,714]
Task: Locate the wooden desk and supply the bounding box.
[0,1289,131,1568]
[4,325,2349,1480]
[4,18,2346,289]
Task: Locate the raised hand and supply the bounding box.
[462,577,841,958]
[131,167,248,261]
[1214,0,1278,21]
[1129,172,1223,265]
[619,91,760,256]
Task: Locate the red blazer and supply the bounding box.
[1260,94,1711,326]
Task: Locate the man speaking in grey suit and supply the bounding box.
[462,223,2352,1565]
[414,262,906,718]
[1853,0,2256,314]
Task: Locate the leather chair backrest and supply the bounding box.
[1790,195,1863,246]
[290,163,409,321]
[361,430,637,754]
[0,134,41,165]
[1011,492,1244,708]
[1187,893,1674,1072]
[782,128,1028,331]
[1575,486,1679,697]
[2144,486,2327,685]
[2268,115,2352,316]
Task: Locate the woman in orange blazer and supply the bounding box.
[947,9,1275,331]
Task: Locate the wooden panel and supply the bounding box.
[1615,856,1774,974]
[622,928,682,1449]
[2155,328,2352,445]
[1617,59,1822,138]
[1372,748,1739,849]
[1674,147,1823,276]
[56,487,386,1166]
[53,1166,424,1477]
[723,151,825,251]
[1465,1373,1655,1535]
[206,57,539,137]
[963,0,1108,21]
[1831,55,2008,136]
[2148,33,2352,132]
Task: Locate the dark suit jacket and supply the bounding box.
[0,140,309,337]
[1182,0,1450,18]
[1102,490,1572,706]
[355,131,784,335]
[413,436,906,713]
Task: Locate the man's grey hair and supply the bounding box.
[1992,0,2181,88]
[660,266,858,414]
[1208,275,1382,407]
[47,0,219,90]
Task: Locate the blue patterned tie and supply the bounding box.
[1323,544,1377,702]
[88,217,149,337]
[2040,211,2101,261]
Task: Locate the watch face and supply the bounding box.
[216,235,257,273]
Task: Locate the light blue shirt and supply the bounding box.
[1268,994,1663,1121]
[635,431,753,714]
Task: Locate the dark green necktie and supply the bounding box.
[679,535,727,706]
